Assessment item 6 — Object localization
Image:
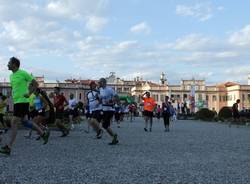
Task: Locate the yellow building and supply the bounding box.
[131,79,250,112]
[1,74,250,113]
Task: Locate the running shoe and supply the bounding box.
[0,145,11,156]
[96,129,103,139]
[42,129,50,144]
[61,129,69,137]
[144,128,148,132]
[109,134,119,145]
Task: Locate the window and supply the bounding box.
[183,94,187,99]
[198,94,202,100]
[124,87,129,91]
[153,94,158,101]
[160,95,164,102]
[79,93,82,100]
[242,94,245,101]
[206,95,209,101]
[223,96,227,102]
[212,95,217,101]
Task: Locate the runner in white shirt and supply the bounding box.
[86,81,103,139]
[98,78,119,145]
[68,93,77,130]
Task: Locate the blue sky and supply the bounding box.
[0,0,250,84]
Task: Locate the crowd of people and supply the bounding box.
[0,57,141,155]
[0,57,243,156]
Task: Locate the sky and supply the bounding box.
[0,0,250,85]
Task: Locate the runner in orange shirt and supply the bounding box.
[142,91,156,132]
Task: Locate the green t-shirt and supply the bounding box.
[10,69,34,104]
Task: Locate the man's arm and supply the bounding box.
[40,95,49,110]
[29,79,38,94]
[0,100,7,109]
[141,92,147,100]
[64,96,69,107]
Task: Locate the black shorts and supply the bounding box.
[115,112,121,121]
[55,111,65,120]
[14,103,29,118]
[45,110,55,124]
[68,109,78,117]
[30,109,45,118]
[143,110,153,118]
[102,111,114,129]
[0,113,4,123]
[90,110,102,123]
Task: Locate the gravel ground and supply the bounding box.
[1,118,250,184]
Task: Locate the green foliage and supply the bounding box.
[218,106,232,120]
[195,108,216,121]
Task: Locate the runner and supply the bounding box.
[24,92,36,138]
[0,57,50,155]
[128,103,136,122]
[98,78,119,145]
[86,81,103,138]
[230,99,241,127]
[142,91,156,132]
[156,105,161,122]
[114,101,122,128]
[30,88,52,140]
[0,93,8,133]
[26,89,45,139]
[53,87,69,137]
[68,93,77,130]
[162,96,171,132]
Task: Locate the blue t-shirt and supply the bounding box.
[34,96,43,111]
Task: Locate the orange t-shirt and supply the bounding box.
[143,97,156,112]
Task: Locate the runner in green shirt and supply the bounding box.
[0,57,50,156]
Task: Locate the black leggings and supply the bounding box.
[163,116,170,127]
[0,114,6,128]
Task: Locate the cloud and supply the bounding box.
[45,0,110,20]
[171,34,214,51]
[130,22,151,34]
[229,25,250,46]
[215,51,238,58]
[0,1,249,85]
[117,40,138,50]
[85,16,108,32]
[222,66,250,83]
[176,3,223,21]
[0,17,76,57]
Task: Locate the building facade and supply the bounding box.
[1,74,250,112]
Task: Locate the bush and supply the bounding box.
[218,106,232,120]
[195,108,216,121]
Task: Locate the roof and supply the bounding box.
[216,82,239,87]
